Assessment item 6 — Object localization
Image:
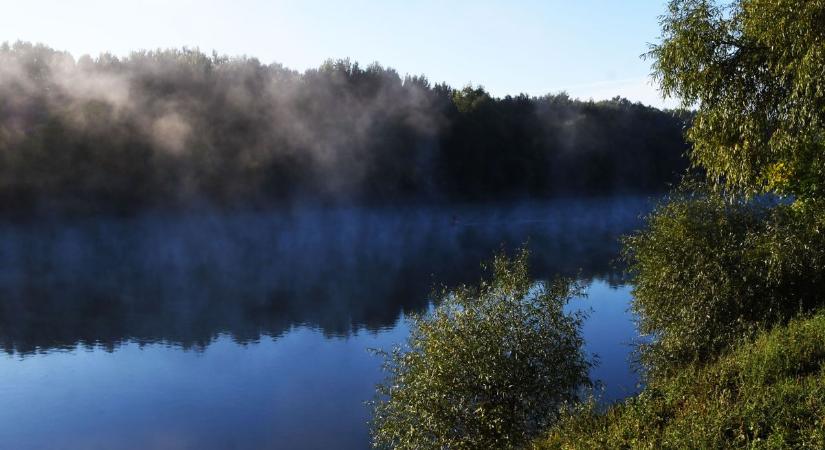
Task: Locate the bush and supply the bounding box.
[537,310,825,449]
[369,249,591,450]
[623,188,825,376]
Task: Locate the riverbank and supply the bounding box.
[536,309,825,448]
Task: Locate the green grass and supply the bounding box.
[536,310,825,449]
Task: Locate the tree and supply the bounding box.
[0,42,688,215]
[626,0,825,376]
[370,249,591,449]
[623,186,825,374]
[650,0,825,199]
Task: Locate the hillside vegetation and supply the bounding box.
[537,0,825,447]
[538,311,825,449]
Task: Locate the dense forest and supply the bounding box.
[0,42,689,215]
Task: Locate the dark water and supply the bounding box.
[0,197,651,450]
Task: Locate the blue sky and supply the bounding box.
[1,0,677,107]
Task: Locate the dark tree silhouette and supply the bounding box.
[0,42,690,216]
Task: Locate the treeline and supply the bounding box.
[0,42,689,215]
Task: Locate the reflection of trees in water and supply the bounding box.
[0,197,652,355]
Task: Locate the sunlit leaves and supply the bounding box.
[650,0,825,199]
[540,311,825,448]
[623,189,825,376]
[369,249,591,450]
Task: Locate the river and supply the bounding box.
[0,196,652,449]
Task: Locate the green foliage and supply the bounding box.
[451,85,492,113]
[534,2,825,447]
[537,310,825,449]
[0,42,689,216]
[622,187,825,375]
[370,249,591,450]
[650,0,825,199]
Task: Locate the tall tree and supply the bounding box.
[651,0,825,199]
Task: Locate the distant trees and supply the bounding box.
[0,42,690,215]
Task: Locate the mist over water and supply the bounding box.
[0,42,688,214]
[0,196,650,449]
[0,197,644,353]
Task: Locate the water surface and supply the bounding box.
[0,197,650,449]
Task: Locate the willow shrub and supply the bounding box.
[624,189,825,377]
[369,249,591,450]
[650,0,825,200]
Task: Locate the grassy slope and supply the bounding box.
[537,311,825,449]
